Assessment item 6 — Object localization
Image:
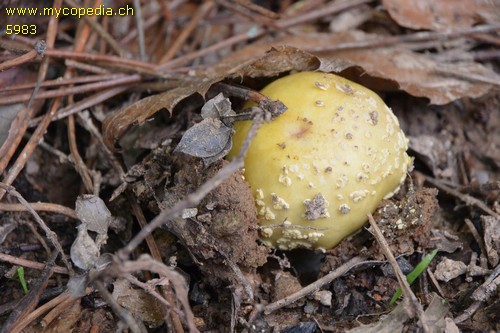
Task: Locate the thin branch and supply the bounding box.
[132,0,147,61]
[0,183,73,273]
[29,85,131,127]
[0,74,141,105]
[263,256,365,314]
[424,175,500,219]
[0,252,69,275]
[93,280,147,333]
[367,213,430,333]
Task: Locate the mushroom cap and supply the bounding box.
[227,72,411,250]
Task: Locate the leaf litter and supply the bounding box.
[0,1,499,332]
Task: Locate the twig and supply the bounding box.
[63,0,130,57]
[263,256,365,314]
[3,251,58,333]
[216,0,276,25]
[157,0,372,70]
[458,181,500,194]
[426,268,446,299]
[464,218,488,269]
[0,252,69,275]
[100,256,200,333]
[159,1,215,64]
[0,202,77,219]
[307,24,500,52]
[124,274,186,333]
[0,74,123,92]
[0,74,141,105]
[0,0,60,189]
[126,193,186,333]
[4,292,70,326]
[43,49,157,74]
[40,295,79,327]
[29,85,132,127]
[121,13,161,45]
[424,175,500,219]
[0,183,73,273]
[132,0,147,61]
[454,264,500,324]
[93,280,147,333]
[433,67,500,87]
[367,213,430,333]
[222,0,279,19]
[0,106,32,175]
[68,114,94,192]
[64,59,111,74]
[0,49,37,71]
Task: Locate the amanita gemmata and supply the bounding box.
[228,71,411,251]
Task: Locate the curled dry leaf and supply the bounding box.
[225,31,498,105]
[71,195,113,270]
[382,0,500,31]
[102,46,319,150]
[70,224,100,270]
[175,93,235,165]
[102,83,215,150]
[75,194,112,235]
[175,118,232,165]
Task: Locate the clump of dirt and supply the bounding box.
[129,148,268,289]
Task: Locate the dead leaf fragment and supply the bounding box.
[112,278,167,327]
[75,195,112,235]
[103,46,320,150]
[347,293,449,333]
[175,93,235,165]
[71,195,114,270]
[434,258,467,282]
[102,81,216,150]
[70,225,100,270]
[222,31,499,105]
[326,46,498,105]
[175,118,232,163]
[382,0,500,31]
[482,216,499,266]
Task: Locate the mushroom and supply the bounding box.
[227,72,411,250]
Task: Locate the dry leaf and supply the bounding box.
[112,278,167,327]
[226,31,498,104]
[102,46,319,150]
[71,195,114,270]
[382,0,500,31]
[75,195,112,235]
[175,93,235,165]
[102,82,215,150]
[70,225,100,270]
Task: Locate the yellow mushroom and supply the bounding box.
[227,72,411,251]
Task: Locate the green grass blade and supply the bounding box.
[17,267,29,294]
[389,248,439,306]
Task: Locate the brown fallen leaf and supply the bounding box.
[102,82,215,150]
[102,46,319,150]
[382,0,500,31]
[224,31,498,104]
